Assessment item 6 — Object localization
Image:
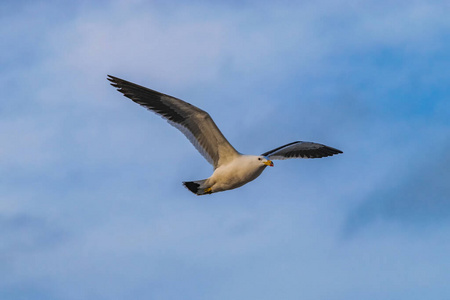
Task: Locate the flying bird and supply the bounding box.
[107,75,342,195]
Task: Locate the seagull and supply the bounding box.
[107,75,343,195]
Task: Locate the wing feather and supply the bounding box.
[108,75,240,168]
[262,141,342,160]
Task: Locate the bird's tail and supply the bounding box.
[182,179,211,195]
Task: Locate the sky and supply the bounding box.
[1,0,450,299]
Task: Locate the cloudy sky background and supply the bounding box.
[1,0,450,299]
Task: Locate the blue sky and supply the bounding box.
[1,1,450,299]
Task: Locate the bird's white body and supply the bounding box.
[204,155,270,193]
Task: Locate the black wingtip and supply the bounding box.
[107,75,120,88]
[332,147,343,155]
[322,146,343,158]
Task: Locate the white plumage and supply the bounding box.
[108,75,342,195]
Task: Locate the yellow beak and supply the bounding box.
[264,160,274,167]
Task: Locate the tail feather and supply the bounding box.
[182,179,210,195]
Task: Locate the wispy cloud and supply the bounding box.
[344,139,450,234]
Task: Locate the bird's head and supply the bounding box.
[257,156,274,167]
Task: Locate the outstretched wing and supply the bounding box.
[262,141,343,160]
[108,75,240,169]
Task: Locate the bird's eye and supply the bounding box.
[258,157,261,160]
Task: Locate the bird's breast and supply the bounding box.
[210,161,266,191]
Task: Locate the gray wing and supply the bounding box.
[261,141,343,160]
[108,75,240,169]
